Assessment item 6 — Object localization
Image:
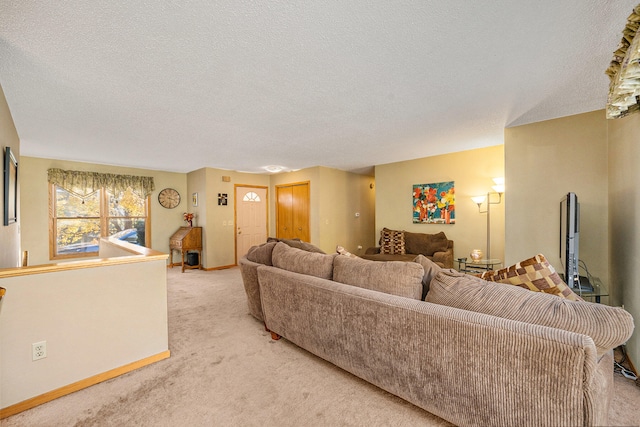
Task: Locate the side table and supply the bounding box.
[456,258,502,273]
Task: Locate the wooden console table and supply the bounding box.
[169,226,202,272]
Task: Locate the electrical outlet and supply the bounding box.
[32,341,46,361]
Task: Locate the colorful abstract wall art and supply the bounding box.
[413,181,455,224]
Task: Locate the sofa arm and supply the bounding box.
[239,257,264,322]
[432,250,453,269]
[365,246,381,255]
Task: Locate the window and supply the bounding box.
[51,185,150,259]
[243,191,261,202]
[47,168,155,259]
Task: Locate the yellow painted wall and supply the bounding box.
[0,84,20,269]
[0,256,168,409]
[608,112,640,369]
[504,110,609,290]
[19,157,187,266]
[317,167,375,255]
[374,145,505,262]
[198,168,270,268]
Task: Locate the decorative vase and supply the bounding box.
[470,249,483,263]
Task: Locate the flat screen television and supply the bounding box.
[559,192,580,289]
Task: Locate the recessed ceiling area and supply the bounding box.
[0,1,636,174]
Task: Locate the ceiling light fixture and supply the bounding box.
[264,165,284,173]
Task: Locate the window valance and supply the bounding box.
[606,3,640,119]
[47,168,155,199]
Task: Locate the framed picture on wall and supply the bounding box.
[3,146,18,226]
[412,181,455,224]
[192,192,198,207]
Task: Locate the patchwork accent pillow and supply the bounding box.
[336,245,358,258]
[379,228,406,255]
[477,254,582,301]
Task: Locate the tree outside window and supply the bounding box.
[51,185,149,259]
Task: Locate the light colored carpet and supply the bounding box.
[3,267,640,426]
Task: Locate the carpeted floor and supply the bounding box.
[3,267,640,426]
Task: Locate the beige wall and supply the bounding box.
[374,145,505,262]
[504,110,609,289]
[197,168,270,268]
[0,84,20,269]
[317,167,376,255]
[269,166,375,254]
[0,256,168,409]
[607,112,640,369]
[20,157,187,266]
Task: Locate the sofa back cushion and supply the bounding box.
[246,241,278,265]
[412,254,443,299]
[333,256,424,300]
[267,237,326,253]
[404,230,449,256]
[272,242,336,280]
[427,269,634,356]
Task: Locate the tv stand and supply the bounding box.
[561,274,607,303]
[574,276,607,303]
[571,276,594,292]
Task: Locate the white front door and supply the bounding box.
[235,186,268,262]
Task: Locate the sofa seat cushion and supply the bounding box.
[333,255,424,300]
[476,253,581,301]
[427,269,634,356]
[272,242,336,280]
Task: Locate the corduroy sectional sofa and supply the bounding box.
[239,241,634,426]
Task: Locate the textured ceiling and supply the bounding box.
[0,1,636,174]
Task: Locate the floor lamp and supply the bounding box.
[471,178,505,260]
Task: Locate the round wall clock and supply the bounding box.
[158,188,181,209]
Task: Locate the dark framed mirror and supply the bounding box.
[4,146,17,225]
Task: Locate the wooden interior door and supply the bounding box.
[276,185,293,238]
[236,186,268,262]
[276,182,310,241]
[291,183,309,241]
